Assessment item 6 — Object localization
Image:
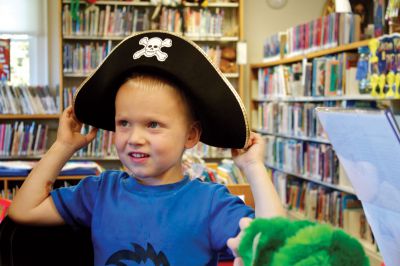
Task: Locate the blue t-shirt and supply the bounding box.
[51,170,254,266]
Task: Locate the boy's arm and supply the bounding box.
[228,132,285,266]
[232,132,285,218]
[8,106,97,225]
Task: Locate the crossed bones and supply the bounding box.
[133,37,172,62]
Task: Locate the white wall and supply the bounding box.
[242,0,325,105]
[47,0,61,88]
[0,0,49,86]
[244,0,325,63]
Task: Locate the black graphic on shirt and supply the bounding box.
[105,242,170,266]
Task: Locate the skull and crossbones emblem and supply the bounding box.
[133,37,172,62]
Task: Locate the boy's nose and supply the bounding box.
[128,128,146,146]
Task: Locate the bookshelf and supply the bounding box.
[0,0,251,201]
[250,39,388,266]
[59,0,245,99]
[0,114,60,120]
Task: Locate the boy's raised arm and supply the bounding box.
[8,106,98,225]
[232,132,286,218]
[228,132,286,266]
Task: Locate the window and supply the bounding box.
[0,34,30,85]
[0,0,48,86]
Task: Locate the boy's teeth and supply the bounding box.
[131,153,146,158]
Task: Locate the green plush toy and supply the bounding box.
[237,217,370,266]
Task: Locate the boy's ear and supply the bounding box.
[185,121,202,149]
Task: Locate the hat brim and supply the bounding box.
[73,30,249,149]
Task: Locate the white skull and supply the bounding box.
[144,38,162,57]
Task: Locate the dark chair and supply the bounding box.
[0,216,93,266]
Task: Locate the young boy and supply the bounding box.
[8,31,285,265]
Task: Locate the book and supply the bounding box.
[316,107,400,266]
[0,38,10,81]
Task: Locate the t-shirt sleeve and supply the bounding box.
[208,185,255,252]
[50,174,102,227]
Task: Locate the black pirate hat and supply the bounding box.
[73,30,249,149]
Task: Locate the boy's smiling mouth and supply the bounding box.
[128,152,150,164]
[128,152,150,159]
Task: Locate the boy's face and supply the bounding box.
[114,79,200,185]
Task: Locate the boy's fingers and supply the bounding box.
[233,257,244,266]
[64,105,73,115]
[86,127,98,142]
[227,237,240,256]
[239,217,253,230]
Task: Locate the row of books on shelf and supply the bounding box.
[62,4,234,38]
[264,12,361,60]
[74,125,117,158]
[1,186,19,201]
[63,41,113,74]
[252,102,329,140]
[0,121,117,158]
[160,6,228,37]
[63,87,78,109]
[272,170,376,246]
[63,4,151,37]
[0,84,59,115]
[251,101,378,141]
[0,122,48,157]
[255,52,360,98]
[264,136,340,185]
[63,42,237,76]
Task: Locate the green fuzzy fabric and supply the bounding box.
[237,217,370,266]
[238,217,314,266]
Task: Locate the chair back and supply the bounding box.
[0,216,94,266]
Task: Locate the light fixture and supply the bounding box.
[266,0,288,9]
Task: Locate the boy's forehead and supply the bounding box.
[115,86,195,121]
[118,78,183,98]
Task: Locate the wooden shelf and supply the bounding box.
[255,128,330,144]
[0,156,44,160]
[0,114,60,120]
[226,183,254,208]
[62,0,239,8]
[64,71,239,79]
[63,35,239,42]
[251,94,390,102]
[223,72,240,78]
[251,39,371,69]
[70,156,119,161]
[63,35,125,41]
[1,175,86,181]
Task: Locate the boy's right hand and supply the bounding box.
[56,106,98,153]
[227,217,253,266]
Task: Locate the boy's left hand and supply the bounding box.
[227,217,253,266]
[231,132,265,172]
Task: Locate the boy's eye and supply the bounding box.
[148,121,159,128]
[118,120,129,127]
